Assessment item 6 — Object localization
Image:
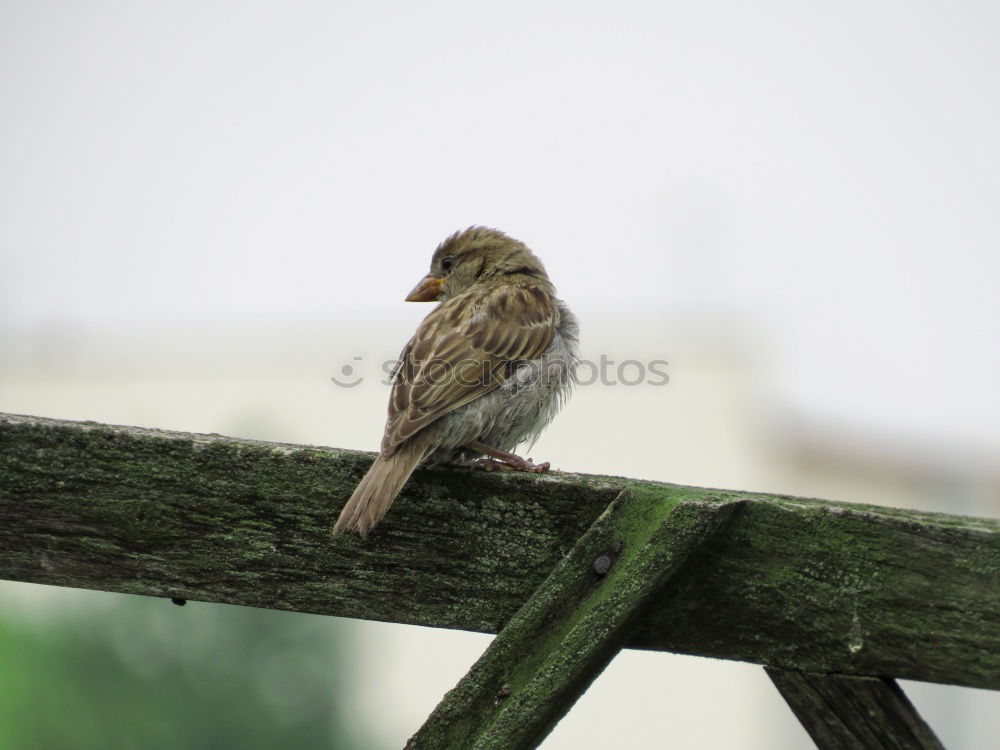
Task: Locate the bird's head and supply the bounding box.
[405,226,550,303]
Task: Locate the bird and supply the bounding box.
[332,226,579,537]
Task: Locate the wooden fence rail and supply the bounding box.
[1,413,998,747]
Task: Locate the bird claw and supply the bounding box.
[522,459,551,473]
[473,457,551,474]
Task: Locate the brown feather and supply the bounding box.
[332,436,428,537]
[380,281,556,456]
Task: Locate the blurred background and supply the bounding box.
[1,1,998,747]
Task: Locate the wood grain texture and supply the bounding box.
[408,492,742,749]
[1,413,998,689]
[767,668,945,749]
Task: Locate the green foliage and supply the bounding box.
[0,588,369,750]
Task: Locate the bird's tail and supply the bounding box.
[332,441,425,537]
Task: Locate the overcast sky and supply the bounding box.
[2,1,999,457]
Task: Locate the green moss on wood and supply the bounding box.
[1,413,998,691]
[767,668,945,749]
[408,492,742,749]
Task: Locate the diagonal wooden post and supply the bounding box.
[406,489,744,750]
[767,668,945,750]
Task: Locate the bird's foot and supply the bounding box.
[473,456,550,473]
[507,455,551,473]
[469,441,551,473]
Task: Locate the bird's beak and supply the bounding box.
[405,275,444,302]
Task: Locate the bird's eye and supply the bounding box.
[441,256,455,273]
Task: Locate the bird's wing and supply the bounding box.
[381,283,556,456]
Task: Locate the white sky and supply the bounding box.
[2,1,998,455]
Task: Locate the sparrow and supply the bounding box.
[333,226,579,537]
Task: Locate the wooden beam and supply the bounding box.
[1,413,998,690]
[408,492,742,749]
[766,668,945,749]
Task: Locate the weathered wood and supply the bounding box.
[766,668,945,749]
[408,492,741,749]
[1,413,998,690]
